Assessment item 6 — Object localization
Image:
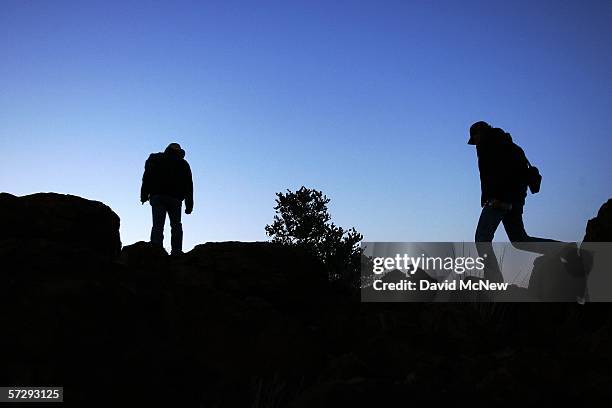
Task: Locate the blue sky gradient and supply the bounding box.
[1,0,610,250]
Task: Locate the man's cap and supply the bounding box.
[165,143,186,158]
[468,121,491,145]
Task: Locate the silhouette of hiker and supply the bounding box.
[141,143,194,255]
[468,121,558,283]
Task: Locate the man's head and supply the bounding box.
[165,143,186,159]
[468,121,491,145]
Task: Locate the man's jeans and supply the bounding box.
[150,194,183,255]
[475,204,558,283]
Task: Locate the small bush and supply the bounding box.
[265,187,363,289]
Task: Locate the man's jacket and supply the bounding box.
[141,147,193,211]
[476,128,529,207]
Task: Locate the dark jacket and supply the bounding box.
[476,128,529,207]
[141,148,194,211]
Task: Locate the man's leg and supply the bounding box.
[475,205,506,283]
[475,205,505,242]
[150,195,166,247]
[166,197,183,255]
[502,210,559,255]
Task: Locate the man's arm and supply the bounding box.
[140,157,151,203]
[184,162,194,214]
[478,146,497,206]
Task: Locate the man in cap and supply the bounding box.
[141,143,194,255]
[468,121,557,283]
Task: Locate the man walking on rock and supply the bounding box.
[141,143,194,255]
[468,121,557,282]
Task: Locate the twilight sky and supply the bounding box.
[1,0,610,251]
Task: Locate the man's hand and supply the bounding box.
[185,207,193,215]
[140,194,149,204]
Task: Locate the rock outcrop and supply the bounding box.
[0,192,121,258]
[584,198,612,241]
[527,198,612,301]
[527,243,588,302]
[1,192,611,406]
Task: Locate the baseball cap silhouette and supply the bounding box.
[468,121,491,145]
[165,142,186,159]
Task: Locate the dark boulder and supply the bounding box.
[527,197,612,302]
[581,199,612,301]
[528,243,588,302]
[177,241,329,312]
[3,193,612,406]
[0,192,121,258]
[118,241,173,292]
[584,198,612,241]
[120,241,168,264]
[119,241,170,275]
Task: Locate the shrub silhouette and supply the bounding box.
[265,187,363,288]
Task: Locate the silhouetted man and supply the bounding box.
[141,143,194,255]
[468,121,557,282]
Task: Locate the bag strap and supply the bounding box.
[522,150,532,168]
